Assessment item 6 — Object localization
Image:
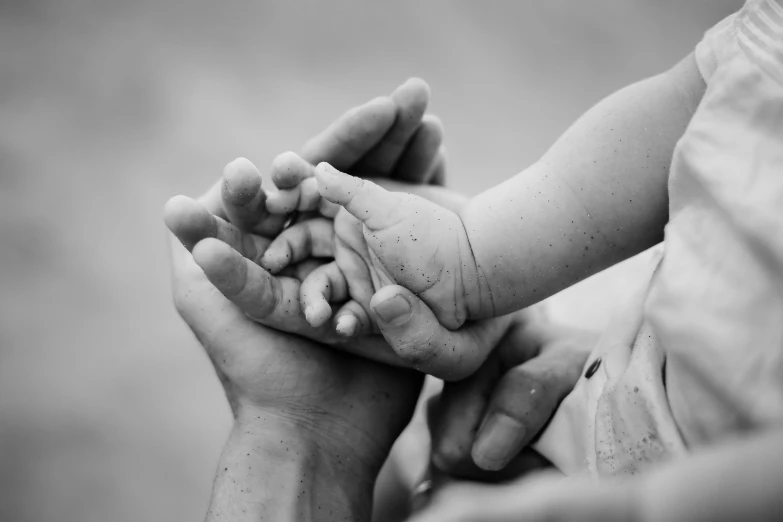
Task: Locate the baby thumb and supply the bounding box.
[370,285,499,381]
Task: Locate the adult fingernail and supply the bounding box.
[372,294,411,323]
[472,414,526,471]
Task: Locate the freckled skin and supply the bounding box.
[327,190,479,330]
[265,53,706,340]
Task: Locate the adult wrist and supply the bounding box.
[207,410,380,521]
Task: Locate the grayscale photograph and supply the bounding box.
[2,1,781,521]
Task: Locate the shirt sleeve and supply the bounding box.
[694,10,740,82]
[695,0,783,85]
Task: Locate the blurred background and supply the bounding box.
[0,1,739,520]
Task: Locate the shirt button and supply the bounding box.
[584,358,602,379]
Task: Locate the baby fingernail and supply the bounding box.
[472,414,525,471]
[372,295,411,323]
[316,162,336,179]
[336,315,358,337]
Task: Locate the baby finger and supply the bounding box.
[334,300,373,338]
[300,261,348,328]
[259,218,336,274]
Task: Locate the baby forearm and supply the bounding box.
[461,54,705,318]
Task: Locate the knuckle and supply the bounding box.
[352,176,368,193]
[393,327,439,366]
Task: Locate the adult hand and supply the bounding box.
[429,310,596,474]
[166,79,446,520]
[166,84,517,381]
[391,307,597,516]
[404,314,608,522]
[168,77,598,519]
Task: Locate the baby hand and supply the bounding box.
[262,159,482,334]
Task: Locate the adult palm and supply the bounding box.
[168,80,443,467]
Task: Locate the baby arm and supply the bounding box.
[265,54,706,330]
[460,52,705,316]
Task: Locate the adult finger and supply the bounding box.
[192,238,302,324]
[411,474,637,522]
[427,316,592,473]
[267,151,323,214]
[426,147,447,186]
[166,232,315,387]
[173,235,406,367]
[471,343,590,471]
[189,238,356,340]
[194,179,225,217]
[428,363,500,474]
[392,114,444,183]
[299,96,397,170]
[259,218,335,274]
[369,285,512,381]
[409,481,508,522]
[221,157,289,236]
[353,78,430,176]
[164,195,269,263]
[166,183,408,365]
[427,360,553,480]
[270,150,317,189]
